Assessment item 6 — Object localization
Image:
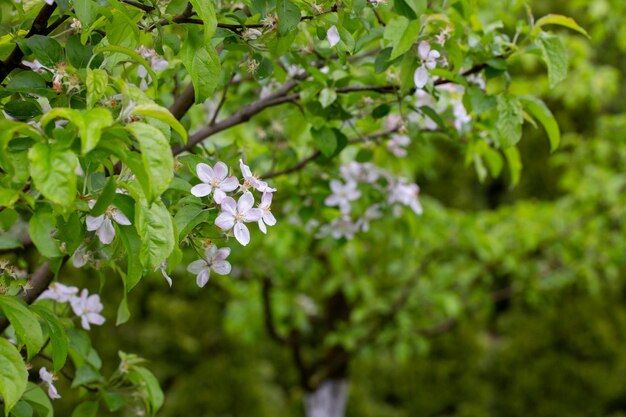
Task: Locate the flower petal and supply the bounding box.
[261,192,273,208]
[187,259,208,274]
[327,25,341,47]
[85,215,104,231]
[239,159,252,179]
[258,219,267,234]
[211,260,231,275]
[243,208,262,222]
[213,161,228,180]
[234,223,250,246]
[263,210,277,226]
[215,212,235,231]
[215,247,231,261]
[191,183,213,197]
[220,176,240,192]
[418,41,431,60]
[414,66,429,89]
[220,196,237,215]
[111,209,131,225]
[237,191,255,213]
[97,217,115,244]
[196,163,214,183]
[196,268,211,288]
[213,188,226,204]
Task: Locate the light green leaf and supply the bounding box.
[71,401,98,417]
[0,338,28,417]
[311,126,337,158]
[319,88,337,108]
[0,188,19,207]
[504,146,522,187]
[28,211,62,258]
[495,94,523,148]
[126,122,174,199]
[22,383,53,417]
[174,204,212,241]
[276,0,301,36]
[94,45,157,90]
[520,96,560,152]
[384,16,421,60]
[31,305,69,372]
[180,42,221,104]
[130,103,188,143]
[74,0,99,27]
[189,0,217,41]
[0,296,45,360]
[28,143,78,206]
[137,201,175,269]
[537,32,568,88]
[86,69,108,109]
[81,108,114,153]
[532,14,590,38]
[128,367,164,415]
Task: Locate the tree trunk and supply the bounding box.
[304,379,348,417]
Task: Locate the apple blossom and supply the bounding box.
[39,282,79,303]
[86,201,131,245]
[387,134,411,157]
[327,25,340,47]
[239,159,276,193]
[70,289,106,330]
[324,180,361,214]
[215,192,263,246]
[39,367,61,400]
[340,162,381,184]
[414,41,440,89]
[191,162,239,203]
[187,245,232,288]
[257,192,277,234]
[387,179,423,215]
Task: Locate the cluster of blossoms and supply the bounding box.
[186,159,277,286]
[317,162,423,240]
[414,41,443,89]
[39,283,105,330]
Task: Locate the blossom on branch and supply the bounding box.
[186,245,232,287]
[39,367,61,400]
[70,289,105,330]
[215,192,263,246]
[191,162,239,204]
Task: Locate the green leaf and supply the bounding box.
[81,109,114,153]
[179,42,221,104]
[30,305,69,372]
[137,201,175,269]
[495,94,523,148]
[101,390,125,412]
[319,88,337,108]
[126,122,174,199]
[4,100,41,120]
[118,226,144,291]
[128,367,164,415]
[115,293,130,326]
[189,0,217,41]
[464,86,497,115]
[70,401,98,417]
[28,211,62,258]
[94,45,157,90]
[0,188,19,207]
[5,72,48,95]
[86,69,108,109]
[311,126,337,157]
[71,365,101,388]
[74,0,99,28]
[532,14,590,38]
[91,176,117,217]
[0,339,28,417]
[504,146,522,186]
[21,36,63,68]
[21,383,53,417]
[130,103,188,143]
[28,143,78,206]
[384,16,421,60]
[520,96,560,152]
[174,204,212,241]
[0,235,23,251]
[0,296,44,360]
[66,35,93,68]
[276,0,301,36]
[537,32,568,88]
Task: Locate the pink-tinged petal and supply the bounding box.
[213,161,228,180]
[258,219,267,234]
[243,208,262,222]
[213,188,226,204]
[261,192,273,207]
[239,159,252,178]
[220,196,237,215]
[196,268,211,288]
[187,259,208,274]
[48,384,61,400]
[215,212,235,230]
[237,191,255,213]
[211,260,231,275]
[215,247,231,261]
[329,179,343,193]
[234,223,250,246]
[429,50,441,60]
[220,176,239,192]
[324,195,340,207]
[418,41,431,60]
[347,189,361,200]
[111,209,131,225]
[327,25,340,47]
[414,66,429,89]
[86,313,105,326]
[97,217,115,244]
[161,269,173,287]
[205,245,218,259]
[263,210,277,226]
[191,183,213,197]
[196,163,214,183]
[81,316,91,330]
[86,215,104,231]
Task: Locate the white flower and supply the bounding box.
[86,201,131,245]
[324,180,361,213]
[38,282,79,303]
[215,192,263,246]
[257,192,277,234]
[242,28,263,40]
[358,204,383,232]
[318,216,360,240]
[452,99,471,131]
[190,162,239,203]
[340,162,380,184]
[22,59,48,74]
[72,245,91,268]
[327,25,340,47]
[239,159,276,193]
[414,41,440,89]
[387,179,423,215]
[70,289,105,330]
[39,367,61,400]
[186,245,231,288]
[387,134,411,157]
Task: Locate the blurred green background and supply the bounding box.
[52,0,626,415]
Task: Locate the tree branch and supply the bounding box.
[261,277,289,345]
